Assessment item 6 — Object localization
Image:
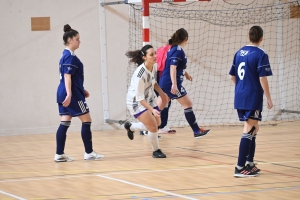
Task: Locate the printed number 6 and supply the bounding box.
[238,62,245,80]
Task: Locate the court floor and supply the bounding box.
[0,121,299,200]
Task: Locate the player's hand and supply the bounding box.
[185,72,192,81]
[62,95,71,107]
[152,109,160,117]
[84,89,90,98]
[267,98,273,109]
[171,84,178,94]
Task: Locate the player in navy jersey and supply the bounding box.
[229,26,273,177]
[54,24,104,162]
[124,45,169,158]
[158,28,211,138]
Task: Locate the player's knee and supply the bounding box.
[148,125,158,133]
[61,121,71,126]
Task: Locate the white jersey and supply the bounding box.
[126,63,158,117]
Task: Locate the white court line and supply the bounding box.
[0,190,26,200]
[97,174,198,200]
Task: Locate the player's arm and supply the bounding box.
[260,76,273,109]
[135,77,160,117]
[231,75,236,85]
[62,74,72,107]
[170,65,178,94]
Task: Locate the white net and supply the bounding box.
[128,0,300,127]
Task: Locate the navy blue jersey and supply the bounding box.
[57,49,85,103]
[159,45,187,90]
[229,45,273,110]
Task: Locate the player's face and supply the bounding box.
[68,34,81,50]
[144,48,156,64]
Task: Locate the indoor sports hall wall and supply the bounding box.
[0,0,129,135]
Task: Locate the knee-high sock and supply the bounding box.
[131,122,148,131]
[159,101,171,129]
[81,122,93,154]
[56,121,71,155]
[247,133,257,164]
[237,133,253,167]
[184,107,200,133]
[147,131,160,151]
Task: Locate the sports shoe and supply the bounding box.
[140,131,148,135]
[194,128,211,138]
[247,163,260,173]
[140,130,161,139]
[234,165,258,177]
[124,121,134,140]
[84,151,105,160]
[158,127,176,134]
[54,154,74,162]
[152,149,166,158]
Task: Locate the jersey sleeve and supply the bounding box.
[62,55,78,75]
[257,53,272,77]
[134,76,146,102]
[169,50,184,67]
[229,53,237,76]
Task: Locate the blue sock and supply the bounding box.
[247,133,257,163]
[56,121,71,155]
[159,101,170,129]
[184,107,200,134]
[237,133,253,167]
[81,122,93,154]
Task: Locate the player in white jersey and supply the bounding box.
[124,45,169,158]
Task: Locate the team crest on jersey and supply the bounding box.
[173,59,177,63]
[239,50,249,56]
[67,66,72,70]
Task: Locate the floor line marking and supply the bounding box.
[0,190,26,200]
[97,174,198,200]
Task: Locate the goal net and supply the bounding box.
[127,0,300,127]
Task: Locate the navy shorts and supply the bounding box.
[237,109,262,121]
[58,99,89,117]
[161,85,187,100]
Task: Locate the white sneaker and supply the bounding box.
[158,127,176,134]
[84,151,105,160]
[54,154,74,162]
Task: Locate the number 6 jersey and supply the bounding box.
[229,45,273,110]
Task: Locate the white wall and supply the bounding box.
[0,0,129,135]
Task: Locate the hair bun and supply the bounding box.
[63,24,72,32]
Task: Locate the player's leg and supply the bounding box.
[54,104,74,162]
[176,94,210,138]
[234,110,259,177]
[158,100,175,133]
[246,111,261,173]
[137,110,166,158]
[78,112,104,161]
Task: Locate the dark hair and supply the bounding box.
[170,28,188,46]
[125,45,154,66]
[168,39,173,45]
[63,24,79,45]
[249,26,263,43]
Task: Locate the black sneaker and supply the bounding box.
[194,128,211,138]
[234,165,258,177]
[152,149,166,158]
[247,163,260,174]
[124,121,134,140]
